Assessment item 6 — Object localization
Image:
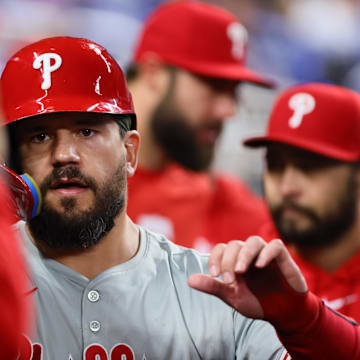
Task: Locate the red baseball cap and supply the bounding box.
[133,0,274,88]
[244,83,360,161]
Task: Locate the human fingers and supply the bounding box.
[254,238,307,293]
[218,240,244,284]
[234,236,267,274]
[208,243,226,277]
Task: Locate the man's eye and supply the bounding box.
[267,163,284,173]
[266,156,284,173]
[31,133,49,143]
[80,129,94,137]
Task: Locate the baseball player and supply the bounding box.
[126,0,273,251]
[2,36,360,360]
[245,82,360,321]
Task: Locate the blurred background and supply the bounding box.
[1,0,359,194]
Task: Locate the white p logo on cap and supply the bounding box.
[227,22,248,60]
[288,93,316,129]
[33,53,62,90]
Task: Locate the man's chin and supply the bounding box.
[46,195,95,213]
[42,205,91,224]
[280,212,316,229]
[175,149,213,172]
[280,222,315,236]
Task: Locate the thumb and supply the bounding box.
[188,273,264,319]
[188,274,229,297]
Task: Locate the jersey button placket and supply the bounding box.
[86,289,101,335]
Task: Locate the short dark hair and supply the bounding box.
[125,62,179,83]
[113,114,133,136]
[125,63,140,82]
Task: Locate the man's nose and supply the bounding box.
[51,132,80,167]
[212,92,237,120]
[279,165,303,197]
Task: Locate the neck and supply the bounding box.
[27,213,140,279]
[128,80,168,171]
[292,221,360,272]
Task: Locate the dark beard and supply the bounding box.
[150,72,219,172]
[269,172,358,248]
[29,165,126,249]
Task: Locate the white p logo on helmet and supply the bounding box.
[227,22,248,60]
[288,93,316,129]
[33,53,62,90]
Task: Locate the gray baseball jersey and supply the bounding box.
[17,221,289,360]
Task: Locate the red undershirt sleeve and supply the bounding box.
[277,292,359,360]
[244,263,360,359]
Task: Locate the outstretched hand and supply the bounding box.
[188,236,308,321]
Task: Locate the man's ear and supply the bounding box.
[137,55,172,97]
[355,167,360,197]
[0,126,8,164]
[124,130,140,178]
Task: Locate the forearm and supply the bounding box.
[277,292,359,360]
[247,264,360,359]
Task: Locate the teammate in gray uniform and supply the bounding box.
[1,36,359,360]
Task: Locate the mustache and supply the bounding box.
[39,166,97,196]
[271,200,319,223]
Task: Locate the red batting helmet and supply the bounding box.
[133,0,274,88]
[1,36,136,129]
[244,83,360,161]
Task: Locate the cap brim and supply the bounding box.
[189,62,275,88]
[243,135,274,148]
[243,134,358,162]
[204,65,276,88]
[159,57,275,88]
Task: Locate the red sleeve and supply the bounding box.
[278,293,359,359]
[0,180,30,358]
[244,261,360,359]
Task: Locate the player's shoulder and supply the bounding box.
[14,221,46,267]
[214,172,257,195]
[164,163,212,190]
[130,164,213,200]
[142,226,210,275]
[212,172,266,208]
[14,220,30,247]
